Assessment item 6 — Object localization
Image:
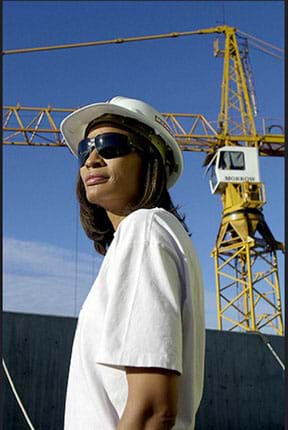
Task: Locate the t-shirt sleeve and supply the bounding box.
[95,226,184,375]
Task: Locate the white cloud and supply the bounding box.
[3,236,220,327]
[3,237,103,316]
[4,237,280,334]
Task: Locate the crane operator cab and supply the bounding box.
[205,146,262,195]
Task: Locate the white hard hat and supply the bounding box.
[60,96,183,188]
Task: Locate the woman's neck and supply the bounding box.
[106,211,126,231]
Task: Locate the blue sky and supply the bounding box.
[3,1,284,331]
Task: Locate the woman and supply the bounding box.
[60,96,205,430]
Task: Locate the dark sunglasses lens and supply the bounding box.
[78,134,133,166]
[78,139,93,166]
[97,134,132,159]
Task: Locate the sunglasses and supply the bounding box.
[78,132,149,167]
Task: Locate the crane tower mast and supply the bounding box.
[206,26,283,334]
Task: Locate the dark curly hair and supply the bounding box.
[76,116,190,256]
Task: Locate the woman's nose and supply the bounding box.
[85,149,105,168]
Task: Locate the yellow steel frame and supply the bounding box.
[217,27,257,138]
[211,27,284,334]
[2,105,73,147]
[213,181,283,334]
[2,106,284,156]
[212,213,284,334]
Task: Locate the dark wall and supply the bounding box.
[197,330,284,430]
[3,312,284,429]
[3,312,76,430]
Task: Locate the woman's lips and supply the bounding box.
[85,175,109,186]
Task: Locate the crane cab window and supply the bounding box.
[218,151,245,170]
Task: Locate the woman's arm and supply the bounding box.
[116,367,179,430]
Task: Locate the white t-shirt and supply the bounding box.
[64,207,205,430]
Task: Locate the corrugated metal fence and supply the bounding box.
[3,312,284,429]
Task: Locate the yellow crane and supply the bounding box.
[3,25,284,334]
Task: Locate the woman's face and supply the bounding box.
[80,126,143,213]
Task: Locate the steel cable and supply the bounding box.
[2,357,36,430]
